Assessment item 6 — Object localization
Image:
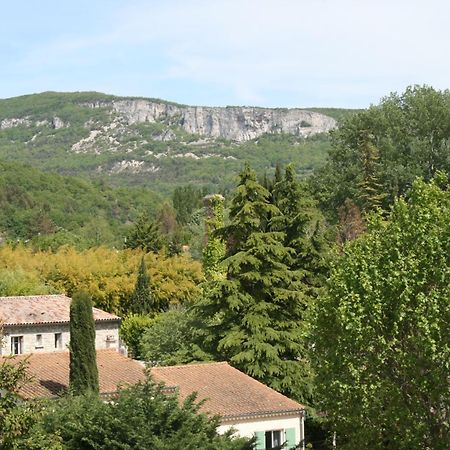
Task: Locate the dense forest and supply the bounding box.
[1,85,449,449]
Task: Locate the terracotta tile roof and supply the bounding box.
[1,349,145,399]
[0,295,120,326]
[151,362,304,421]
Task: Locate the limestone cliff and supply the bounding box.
[84,99,336,142]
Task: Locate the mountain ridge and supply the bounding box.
[0,91,357,192]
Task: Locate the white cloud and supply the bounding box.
[3,0,450,106]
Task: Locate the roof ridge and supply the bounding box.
[152,361,229,370]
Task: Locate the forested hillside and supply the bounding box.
[0,160,160,246]
[0,92,356,193]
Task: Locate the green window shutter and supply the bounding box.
[255,431,265,450]
[285,428,296,449]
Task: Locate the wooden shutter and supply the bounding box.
[285,428,296,449]
[255,431,265,450]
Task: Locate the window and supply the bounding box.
[11,336,23,355]
[54,333,62,349]
[35,334,43,348]
[265,430,283,449]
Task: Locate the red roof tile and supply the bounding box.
[1,350,145,398]
[0,295,120,326]
[151,362,304,421]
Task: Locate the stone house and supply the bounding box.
[0,294,121,356]
[0,295,306,448]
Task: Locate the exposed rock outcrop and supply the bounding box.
[108,100,336,142]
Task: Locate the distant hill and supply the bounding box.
[0,92,359,192]
[0,159,160,246]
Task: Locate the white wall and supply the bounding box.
[217,414,304,449]
[0,321,120,355]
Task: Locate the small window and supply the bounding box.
[11,336,23,355]
[265,430,283,449]
[54,333,62,349]
[35,334,43,348]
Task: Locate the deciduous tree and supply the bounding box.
[314,85,450,216]
[313,175,450,449]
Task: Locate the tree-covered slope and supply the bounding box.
[0,91,357,193]
[0,159,160,246]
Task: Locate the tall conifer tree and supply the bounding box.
[273,164,329,291]
[196,164,313,402]
[69,291,99,395]
[131,257,155,313]
[215,163,277,255]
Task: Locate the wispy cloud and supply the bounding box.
[2,0,449,106]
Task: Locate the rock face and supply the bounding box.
[108,100,336,141]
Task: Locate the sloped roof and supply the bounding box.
[1,349,145,398]
[151,362,304,421]
[0,295,120,326]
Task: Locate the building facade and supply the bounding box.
[0,295,120,356]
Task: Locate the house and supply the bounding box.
[0,294,145,398]
[151,362,306,450]
[0,295,121,356]
[0,295,306,448]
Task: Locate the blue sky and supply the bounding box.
[1,0,449,108]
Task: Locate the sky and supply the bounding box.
[1,0,449,108]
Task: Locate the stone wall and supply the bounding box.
[0,320,120,356]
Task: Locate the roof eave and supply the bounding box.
[220,408,305,423]
[3,318,121,327]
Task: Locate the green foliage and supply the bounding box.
[172,185,205,225]
[119,314,154,359]
[41,377,253,450]
[216,163,277,255]
[69,291,99,395]
[124,214,163,253]
[197,230,313,402]
[0,268,54,296]
[140,309,211,365]
[0,358,61,449]
[0,159,160,246]
[196,165,315,403]
[313,85,450,217]
[313,176,450,449]
[0,245,203,315]
[202,194,226,280]
[273,164,329,291]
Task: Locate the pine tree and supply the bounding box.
[124,213,163,253]
[215,163,278,255]
[196,165,313,402]
[273,164,329,290]
[130,257,156,313]
[69,291,99,395]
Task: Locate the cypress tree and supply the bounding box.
[202,194,226,281]
[357,130,387,212]
[69,291,99,395]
